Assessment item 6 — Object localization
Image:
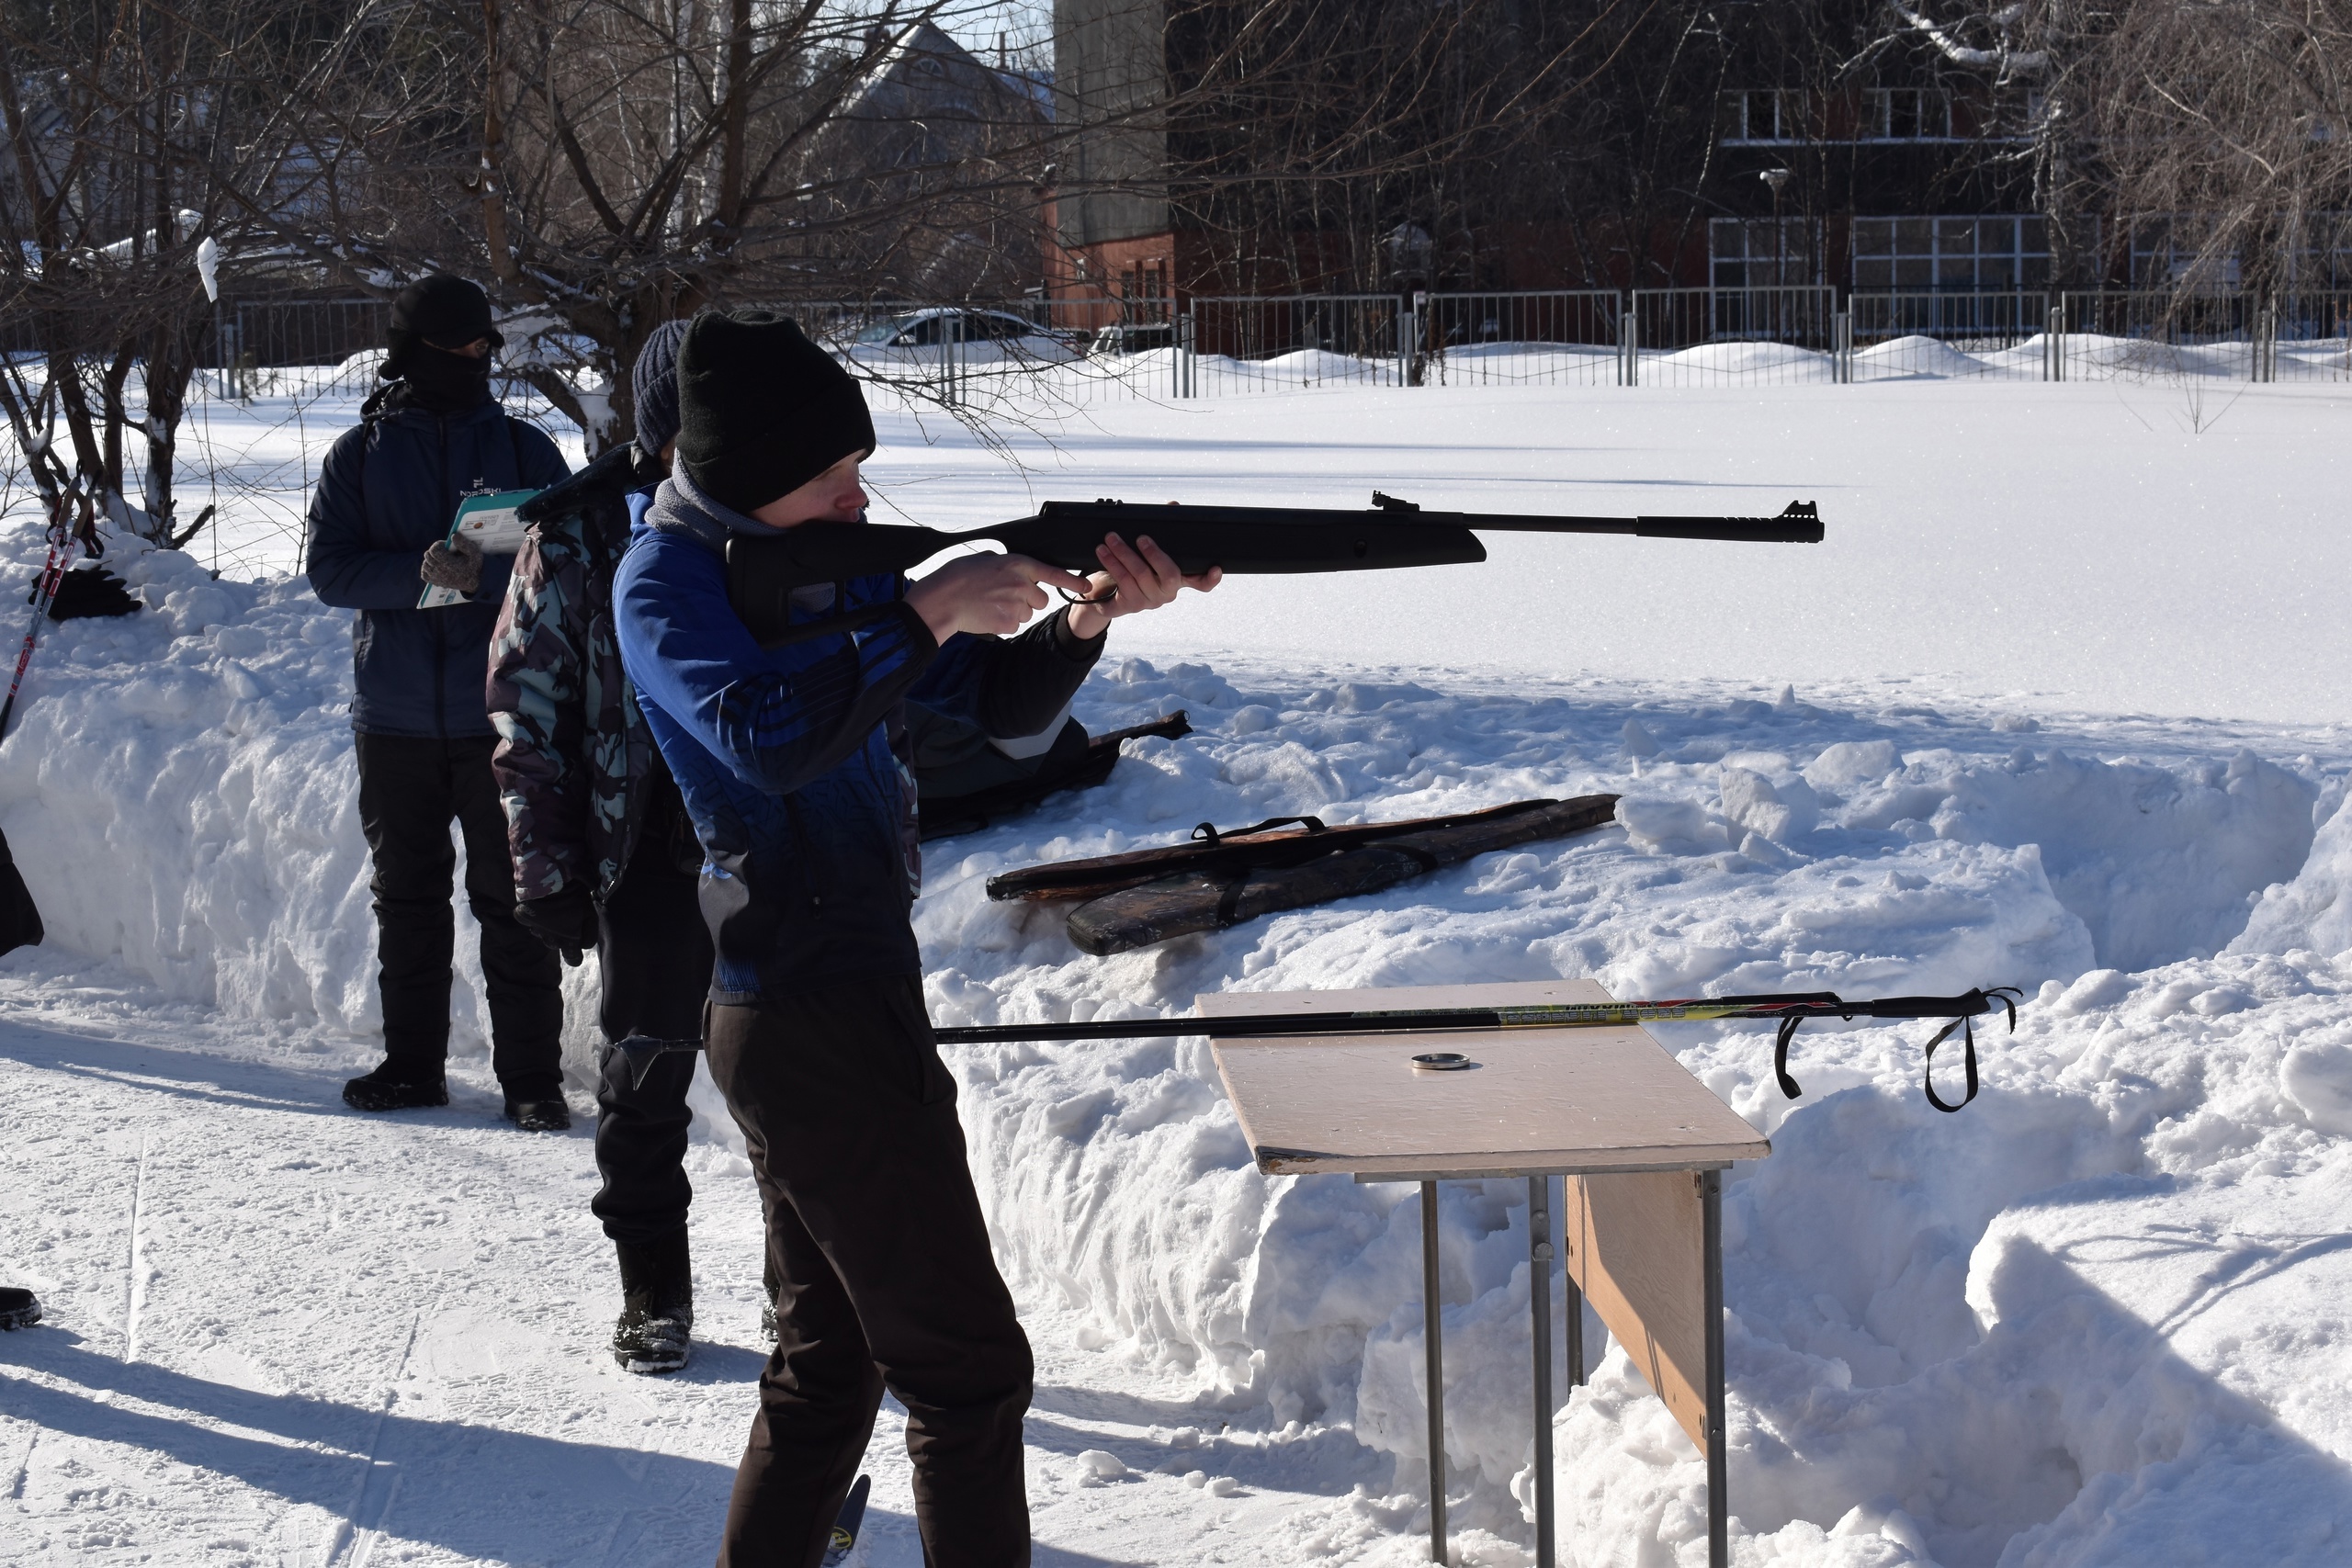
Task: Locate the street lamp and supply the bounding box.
[1759,168,1792,338]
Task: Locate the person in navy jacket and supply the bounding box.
[305,275,572,1129]
[615,310,1216,1566]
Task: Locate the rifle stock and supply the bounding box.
[724,495,1820,647]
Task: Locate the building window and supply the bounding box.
[1719,90,1804,144]
[2293,215,2352,289]
[2130,218,2241,288]
[1861,88,1951,141]
[1710,218,1822,288]
[1122,261,1169,318]
[1852,215,2051,290]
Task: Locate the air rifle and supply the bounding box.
[726,493,1823,647]
[616,985,2018,1111]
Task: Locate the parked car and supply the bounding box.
[844,308,1082,364]
[1089,322,1177,356]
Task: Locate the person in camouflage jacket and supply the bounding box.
[488,440,671,912]
[486,320,717,1375]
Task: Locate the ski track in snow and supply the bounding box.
[5,381,2352,1564]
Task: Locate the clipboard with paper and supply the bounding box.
[417,489,540,608]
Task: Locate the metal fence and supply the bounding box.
[1418,291,1622,387]
[2276,292,2352,381]
[777,297,1189,408]
[1622,288,1840,385]
[12,287,2346,413]
[1849,291,2051,380]
[2055,292,2267,382]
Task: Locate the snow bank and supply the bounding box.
[1854,335,2011,381]
[6,511,2350,1562]
[2229,784,2352,958]
[1642,342,1837,381]
[0,531,605,1079]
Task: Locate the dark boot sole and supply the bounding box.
[0,1300,42,1331]
[503,1100,572,1132]
[342,1081,450,1112]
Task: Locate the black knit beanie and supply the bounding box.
[674,310,876,515]
[632,319,690,457]
[381,275,502,381]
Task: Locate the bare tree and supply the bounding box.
[1871,2,2105,289]
[186,0,1059,455]
[0,0,257,546]
[2092,0,2352,297]
[1136,0,1627,292]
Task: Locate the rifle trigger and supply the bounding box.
[1371,491,1419,513]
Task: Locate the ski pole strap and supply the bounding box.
[1765,986,2018,1110]
[1919,1014,1981,1112]
[1773,1014,1805,1100]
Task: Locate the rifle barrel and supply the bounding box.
[1445,500,1824,545]
[1025,497,1823,547]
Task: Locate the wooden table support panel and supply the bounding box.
[1561,1168,1712,1452]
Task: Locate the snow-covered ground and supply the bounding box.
[6,378,2352,1566]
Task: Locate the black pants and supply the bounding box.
[707,982,1032,1568]
[355,732,562,1097]
[590,776,714,1247]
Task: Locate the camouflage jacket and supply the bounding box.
[487,444,668,902]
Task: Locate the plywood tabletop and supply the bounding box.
[1201,979,1770,1179]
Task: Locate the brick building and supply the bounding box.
[1046,2,2090,318]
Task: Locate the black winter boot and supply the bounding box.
[0,1285,41,1330]
[503,1096,571,1132]
[343,1062,449,1112]
[613,1230,693,1374]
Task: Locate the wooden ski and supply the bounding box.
[988,795,1611,904]
[1062,795,1621,955]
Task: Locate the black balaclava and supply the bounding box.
[382,274,502,414]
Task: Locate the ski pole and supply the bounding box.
[0,496,74,742]
[615,987,2020,1111]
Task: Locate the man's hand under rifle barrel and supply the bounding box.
[725,493,1824,649]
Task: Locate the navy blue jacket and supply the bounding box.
[613,471,1101,999]
[306,391,571,738]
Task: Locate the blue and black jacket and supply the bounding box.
[613,470,1102,998]
[306,389,571,738]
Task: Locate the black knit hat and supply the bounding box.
[674,310,875,515]
[382,275,502,380]
[632,320,690,457]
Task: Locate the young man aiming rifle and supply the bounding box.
[613,309,1216,1565]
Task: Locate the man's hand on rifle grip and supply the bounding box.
[1065,533,1222,641]
[906,552,1093,641]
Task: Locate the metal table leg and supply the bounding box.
[1422,1179,1447,1565]
[1702,1168,1726,1568]
[1528,1176,1555,1568]
[1566,1240,1585,1389]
